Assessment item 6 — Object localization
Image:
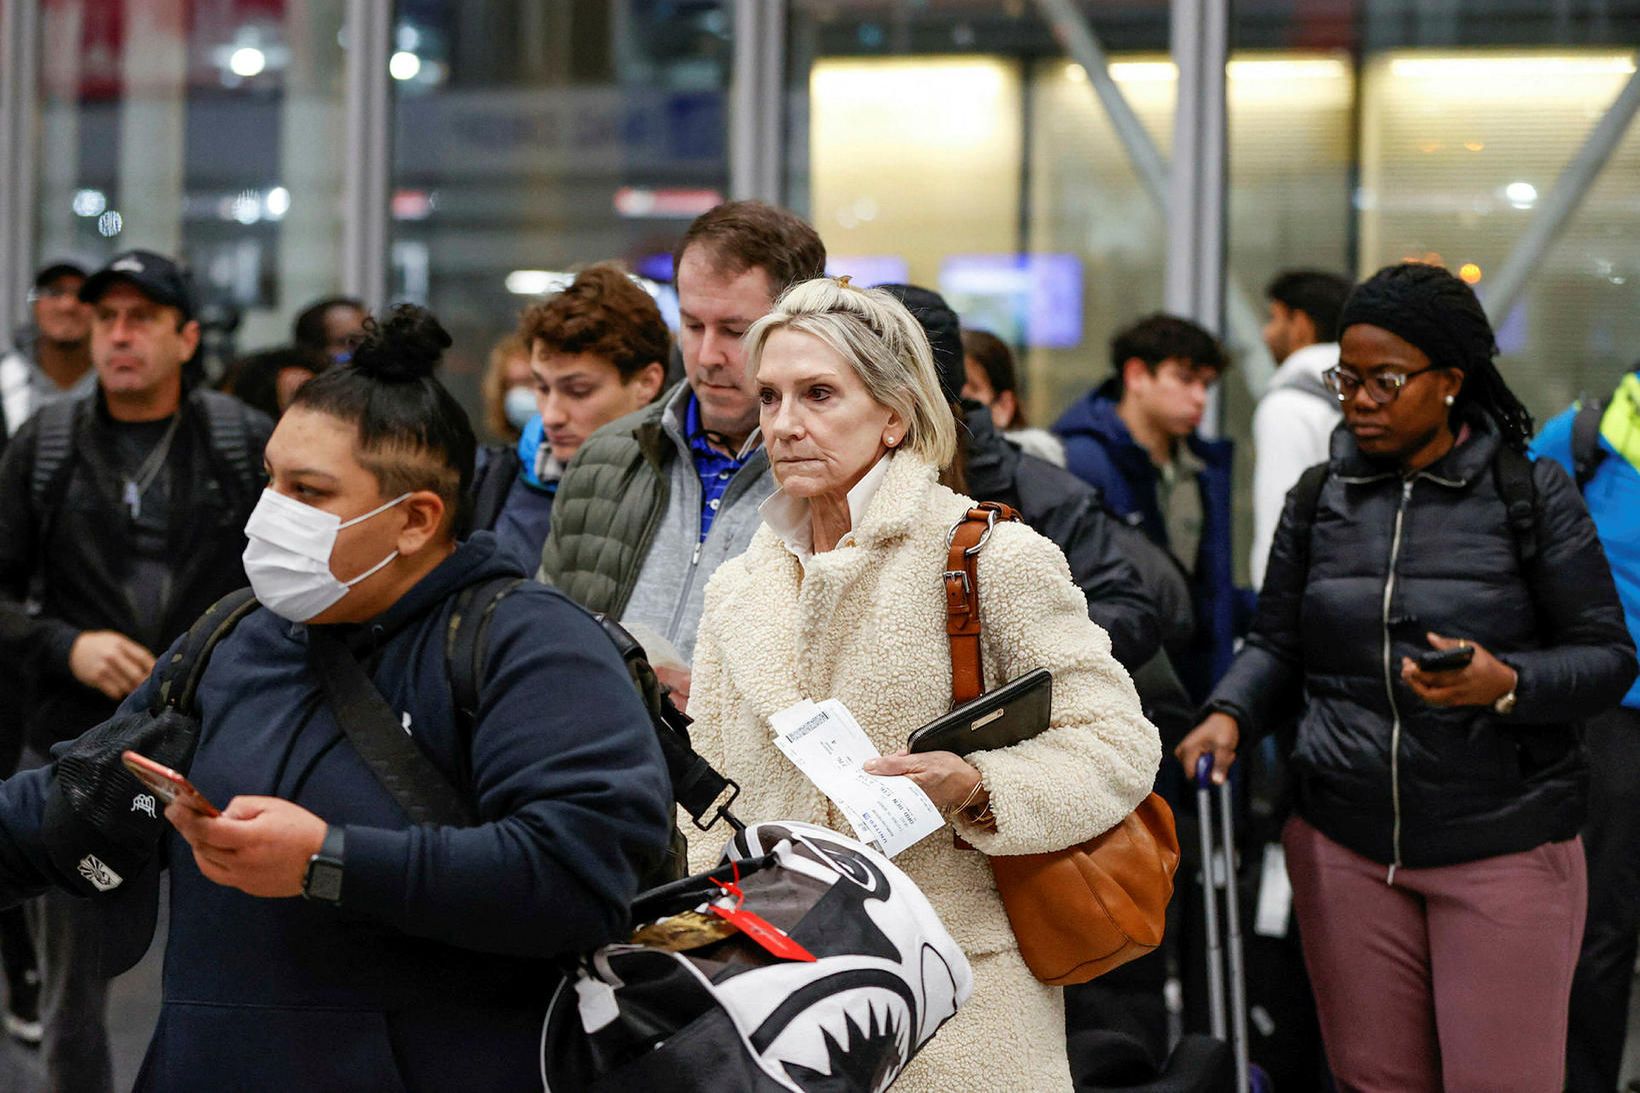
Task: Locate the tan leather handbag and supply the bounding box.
[942,504,1181,986]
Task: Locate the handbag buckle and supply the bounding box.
[944,507,1001,556]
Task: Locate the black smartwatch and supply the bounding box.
[302,825,345,904]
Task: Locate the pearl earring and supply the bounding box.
[1444,395,1455,407]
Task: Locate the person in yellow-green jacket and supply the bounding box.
[1532,363,1640,1093]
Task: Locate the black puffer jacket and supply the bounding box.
[963,405,1162,672]
[1209,418,1636,869]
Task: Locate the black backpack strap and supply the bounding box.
[1491,445,1540,569]
[192,390,261,504]
[1571,396,1608,491]
[593,614,742,832]
[468,445,523,533]
[26,398,86,601]
[309,628,477,827]
[1286,462,1331,580]
[445,576,526,741]
[152,588,262,718]
[441,581,742,833]
[28,398,79,516]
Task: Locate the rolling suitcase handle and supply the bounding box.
[1195,756,1251,1093]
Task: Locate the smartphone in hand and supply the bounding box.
[121,751,221,818]
[1415,645,1475,672]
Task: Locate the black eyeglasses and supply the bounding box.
[26,285,81,304]
[1322,365,1441,406]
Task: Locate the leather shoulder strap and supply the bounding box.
[943,502,1022,706]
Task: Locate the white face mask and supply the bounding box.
[503,385,538,431]
[242,489,412,622]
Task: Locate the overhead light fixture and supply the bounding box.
[229,46,266,78]
[72,189,106,218]
[1504,181,1538,209]
[390,51,422,81]
[1390,54,1637,79]
[505,270,574,297]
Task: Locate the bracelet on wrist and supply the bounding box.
[944,779,985,821]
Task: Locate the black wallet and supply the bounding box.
[907,668,1053,758]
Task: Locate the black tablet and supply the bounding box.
[906,668,1053,758]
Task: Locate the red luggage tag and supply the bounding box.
[708,864,817,963]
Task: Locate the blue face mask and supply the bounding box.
[503,386,537,431]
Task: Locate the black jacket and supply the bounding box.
[1208,419,1636,869]
[0,388,271,754]
[0,534,673,1091]
[963,406,1162,672]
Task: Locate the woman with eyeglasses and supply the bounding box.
[1177,262,1636,1092]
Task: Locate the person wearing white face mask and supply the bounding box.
[242,487,414,621]
[0,306,674,1091]
[481,332,534,446]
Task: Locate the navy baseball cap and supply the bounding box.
[33,261,87,288]
[79,250,197,320]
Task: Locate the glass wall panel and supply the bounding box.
[1358,49,1640,417]
[32,0,348,371]
[390,0,731,437]
[791,2,1175,433]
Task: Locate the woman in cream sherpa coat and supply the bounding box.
[684,278,1161,1091]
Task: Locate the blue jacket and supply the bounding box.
[1532,373,1640,709]
[0,532,673,1091]
[491,416,559,573]
[1053,381,1240,698]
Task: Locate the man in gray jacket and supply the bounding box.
[538,202,826,705]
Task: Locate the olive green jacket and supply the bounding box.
[536,384,775,660]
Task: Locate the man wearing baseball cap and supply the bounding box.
[0,262,96,461]
[0,249,270,1090]
[0,261,98,1048]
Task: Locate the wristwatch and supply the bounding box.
[1492,666,1519,716]
[302,825,345,904]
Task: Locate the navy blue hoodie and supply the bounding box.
[0,532,673,1091]
[1053,380,1242,699]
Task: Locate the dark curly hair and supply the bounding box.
[519,264,670,380]
[288,305,476,530]
[1339,263,1534,452]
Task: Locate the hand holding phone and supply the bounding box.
[121,751,221,818]
[1415,644,1475,672]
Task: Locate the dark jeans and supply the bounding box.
[1567,705,1640,1093]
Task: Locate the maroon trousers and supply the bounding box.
[1283,816,1585,1093]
